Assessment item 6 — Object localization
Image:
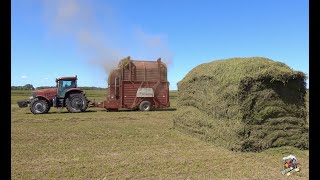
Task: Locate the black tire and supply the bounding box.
[65,93,88,113]
[139,101,152,111]
[30,99,50,114]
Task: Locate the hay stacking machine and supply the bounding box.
[17,57,170,114]
[91,56,170,111]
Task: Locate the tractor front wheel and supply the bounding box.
[30,99,50,114]
[65,93,88,113]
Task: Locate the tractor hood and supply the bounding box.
[34,88,57,94]
[32,88,58,100]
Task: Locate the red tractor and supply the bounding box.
[17,76,89,114]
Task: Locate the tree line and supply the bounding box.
[11,84,106,90]
[11,84,35,90]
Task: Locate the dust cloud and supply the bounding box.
[42,0,173,74]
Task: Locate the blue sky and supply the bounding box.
[11,0,309,90]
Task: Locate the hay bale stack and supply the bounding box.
[174,57,308,152]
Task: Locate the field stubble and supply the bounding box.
[11,90,309,179]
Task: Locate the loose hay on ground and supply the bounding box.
[174,57,308,152]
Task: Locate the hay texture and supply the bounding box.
[174,57,308,152]
[118,56,131,68]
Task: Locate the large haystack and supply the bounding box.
[174,57,308,152]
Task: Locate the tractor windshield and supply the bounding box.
[57,79,77,97]
[61,80,77,89]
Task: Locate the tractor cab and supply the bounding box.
[56,76,78,98]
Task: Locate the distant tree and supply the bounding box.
[11,84,35,90]
[11,86,20,90]
[23,84,35,90]
[12,85,107,90]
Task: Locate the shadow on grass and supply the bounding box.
[25,108,176,115]
[48,110,98,114]
[25,110,98,115]
[116,108,177,112]
[153,108,177,111]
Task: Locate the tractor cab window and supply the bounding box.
[62,80,76,89]
[60,80,76,88]
[57,80,77,97]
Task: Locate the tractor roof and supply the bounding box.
[56,76,77,81]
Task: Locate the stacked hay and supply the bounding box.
[174,57,308,152]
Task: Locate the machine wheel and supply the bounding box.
[139,101,152,111]
[30,99,50,114]
[65,93,88,113]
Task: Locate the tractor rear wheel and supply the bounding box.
[139,101,152,111]
[30,99,50,114]
[65,93,88,113]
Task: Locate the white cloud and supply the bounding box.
[21,75,28,79]
[44,77,49,80]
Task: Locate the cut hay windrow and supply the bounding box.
[174,57,308,152]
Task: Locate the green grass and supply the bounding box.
[305,89,309,127]
[11,90,309,179]
[11,90,33,104]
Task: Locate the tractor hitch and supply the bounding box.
[17,101,30,108]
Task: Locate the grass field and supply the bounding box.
[11,89,309,179]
